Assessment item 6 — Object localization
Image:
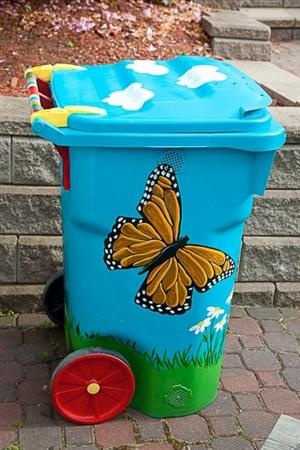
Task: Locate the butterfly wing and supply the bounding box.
[135,257,193,315]
[176,245,235,293]
[104,217,166,270]
[104,164,181,270]
[137,164,181,245]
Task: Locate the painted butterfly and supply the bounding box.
[104,164,235,315]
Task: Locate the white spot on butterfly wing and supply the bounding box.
[125,60,169,76]
[102,83,154,111]
[177,65,227,89]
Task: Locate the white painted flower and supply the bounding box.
[102,82,154,111]
[214,314,228,332]
[226,289,234,305]
[176,65,227,89]
[126,60,169,75]
[189,318,211,335]
[207,306,225,319]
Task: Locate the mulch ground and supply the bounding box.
[0,0,211,97]
[0,306,300,450]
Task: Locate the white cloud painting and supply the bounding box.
[177,65,227,89]
[126,60,169,76]
[102,82,155,111]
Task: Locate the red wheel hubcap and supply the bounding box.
[51,352,135,424]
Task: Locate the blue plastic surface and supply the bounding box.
[31,56,285,151]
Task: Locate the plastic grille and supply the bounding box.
[158,150,185,173]
[165,385,192,408]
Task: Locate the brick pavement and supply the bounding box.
[0,306,299,450]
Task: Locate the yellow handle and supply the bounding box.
[31,105,107,127]
[25,63,86,82]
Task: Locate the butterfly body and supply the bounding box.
[139,235,190,275]
[104,164,235,315]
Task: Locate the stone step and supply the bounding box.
[238,236,300,282]
[202,10,271,40]
[245,190,300,236]
[199,0,241,10]
[241,7,300,39]
[212,38,271,61]
[0,186,61,235]
[229,60,300,105]
[241,0,299,7]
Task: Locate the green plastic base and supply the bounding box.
[66,318,223,418]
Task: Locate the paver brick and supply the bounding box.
[127,408,165,440]
[167,415,209,442]
[223,354,243,368]
[0,384,17,402]
[256,371,285,387]
[282,368,300,391]
[221,368,259,393]
[280,307,300,319]
[19,426,63,450]
[263,332,300,352]
[239,336,264,349]
[0,329,22,362]
[278,352,300,367]
[23,404,52,426]
[24,329,48,344]
[209,416,238,436]
[201,391,237,417]
[285,319,300,337]
[95,417,136,447]
[211,436,254,450]
[139,444,175,449]
[65,426,93,445]
[0,403,23,430]
[241,349,281,371]
[0,361,23,384]
[225,335,242,353]
[261,388,300,414]
[259,320,283,333]
[17,342,55,365]
[0,430,17,449]
[24,363,49,380]
[246,307,281,321]
[235,393,263,411]
[18,378,50,404]
[229,318,262,335]
[238,411,276,440]
[230,305,247,318]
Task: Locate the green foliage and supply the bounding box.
[68,317,226,371]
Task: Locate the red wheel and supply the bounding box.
[51,348,135,424]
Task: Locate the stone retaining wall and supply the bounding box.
[0,96,299,312]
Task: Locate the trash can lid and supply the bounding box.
[29,56,284,149]
[49,56,272,135]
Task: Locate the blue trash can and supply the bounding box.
[26,57,285,424]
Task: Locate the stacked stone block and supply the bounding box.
[0,97,299,312]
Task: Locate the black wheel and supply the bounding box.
[43,271,65,328]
